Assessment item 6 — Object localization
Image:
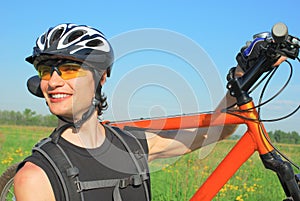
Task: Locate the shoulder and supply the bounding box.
[14,162,46,187]
[14,162,55,201]
[108,126,149,152]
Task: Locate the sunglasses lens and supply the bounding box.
[37,63,88,80]
[38,65,51,80]
[59,64,88,80]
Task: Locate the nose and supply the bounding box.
[48,71,65,88]
[50,66,62,76]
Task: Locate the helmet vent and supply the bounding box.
[86,39,103,47]
[40,34,46,44]
[67,30,85,43]
[50,28,64,46]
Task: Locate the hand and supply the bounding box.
[273,56,287,67]
[236,39,268,72]
[236,39,288,71]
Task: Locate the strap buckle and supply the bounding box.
[119,174,143,188]
[119,178,130,189]
[75,181,83,193]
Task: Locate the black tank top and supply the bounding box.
[22,126,151,201]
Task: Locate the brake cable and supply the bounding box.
[225,59,300,169]
[256,60,300,169]
[257,60,294,119]
[223,67,276,114]
[225,60,295,121]
[260,123,300,170]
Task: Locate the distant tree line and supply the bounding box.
[268,130,300,144]
[229,130,300,145]
[1,109,300,144]
[0,109,57,127]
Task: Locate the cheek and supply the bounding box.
[40,80,48,95]
[40,80,46,90]
[74,76,95,98]
[79,83,94,98]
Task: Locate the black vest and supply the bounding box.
[18,124,151,201]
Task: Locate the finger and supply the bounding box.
[273,56,287,66]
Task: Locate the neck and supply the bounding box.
[59,112,106,149]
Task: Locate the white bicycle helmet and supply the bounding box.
[26,23,114,77]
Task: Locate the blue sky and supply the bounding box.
[0,0,299,133]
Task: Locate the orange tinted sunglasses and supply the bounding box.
[37,61,89,80]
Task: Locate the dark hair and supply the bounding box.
[97,93,108,116]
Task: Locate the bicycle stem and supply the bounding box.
[227,53,277,106]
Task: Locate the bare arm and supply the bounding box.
[146,66,243,161]
[147,55,287,161]
[14,162,55,201]
[146,92,238,161]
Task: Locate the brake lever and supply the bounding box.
[275,35,300,59]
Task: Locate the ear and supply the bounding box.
[100,72,107,86]
[27,75,44,98]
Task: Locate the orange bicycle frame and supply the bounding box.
[108,83,299,200]
[108,100,275,200]
[108,23,300,200]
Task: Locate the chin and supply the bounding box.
[49,107,72,118]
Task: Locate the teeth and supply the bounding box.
[51,94,69,99]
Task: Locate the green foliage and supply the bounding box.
[150,141,300,201]
[0,109,57,127]
[268,130,300,144]
[228,134,241,140]
[0,125,53,173]
[1,126,300,200]
[229,130,300,145]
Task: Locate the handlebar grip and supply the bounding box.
[272,22,288,43]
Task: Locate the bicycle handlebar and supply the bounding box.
[272,22,289,43]
[227,22,300,106]
[272,22,300,59]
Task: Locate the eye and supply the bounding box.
[59,64,81,73]
[38,65,51,76]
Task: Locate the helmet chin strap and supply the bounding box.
[55,70,103,133]
[57,103,98,130]
[57,84,102,131]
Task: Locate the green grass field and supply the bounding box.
[1,125,299,200]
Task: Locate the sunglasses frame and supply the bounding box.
[36,60,90,80]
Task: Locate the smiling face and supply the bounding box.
[39,62,96,121]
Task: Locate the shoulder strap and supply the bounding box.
[104,125,151,201]
[32,137,84,201]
